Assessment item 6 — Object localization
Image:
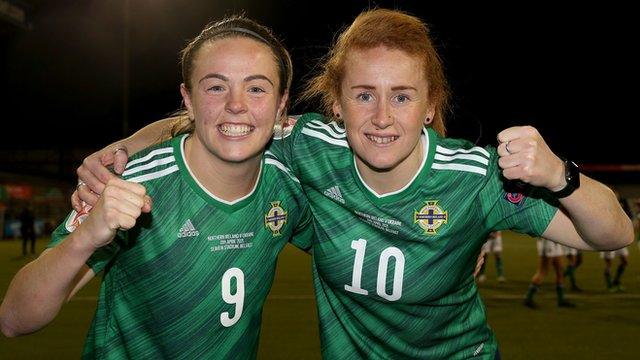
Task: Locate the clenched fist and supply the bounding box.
[79,178,151,249]
[496,126,566,192]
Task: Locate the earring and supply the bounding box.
[335,113,341,119]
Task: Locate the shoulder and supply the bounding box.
[290,112,348,149]
[263,149,301,187]
[121,136,181,184]
[432,132,496,177]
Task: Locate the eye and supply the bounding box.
[356,92,374,102]
[248,86,266,94]
[394,94,410,103]
[207,85,225,92]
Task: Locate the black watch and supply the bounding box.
[552,158,580,198]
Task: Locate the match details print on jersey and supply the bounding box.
[48,134,313,359]
[280,113,558,359]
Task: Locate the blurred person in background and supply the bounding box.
[477,231,506,283]
[524,238,576,308]
[19,206,36,256]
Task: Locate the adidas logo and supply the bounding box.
[177,219,200,238]
[323,186,345,204]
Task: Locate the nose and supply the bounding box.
[225,88,247,114]
[371,99,393,129]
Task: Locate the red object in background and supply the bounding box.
[4,184,34,200]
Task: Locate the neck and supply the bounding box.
[184,136,262,202]
[356,136,425,195]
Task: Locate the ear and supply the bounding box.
[180,84,195,120]
[424,105,436,126]
[277,90,289,120]
[332,100,342,119]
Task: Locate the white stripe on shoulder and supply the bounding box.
[122,156,176,177]
[327,121,346,134]
[301,128,349,148]
[308,120,346,138]
[128,165,180,183]
[432,163,487,176]
[436,145,490,158]
[272,124,293,140]
[434,153,489,166]
[265,158,300,183]
[125,147,174,169]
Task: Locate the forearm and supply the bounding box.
[121,117,183,154]
[558,174,634,249]
[0,228,96,337]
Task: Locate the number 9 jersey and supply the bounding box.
[278,113,558,359]
[48,134,313,359]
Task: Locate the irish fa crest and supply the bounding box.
[265,201,287,236]
[414,200,448,235]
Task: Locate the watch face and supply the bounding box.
[567,160,579,186]
[554,158,580,198]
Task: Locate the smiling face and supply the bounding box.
[334,45,434,177]
[181,36,287,164]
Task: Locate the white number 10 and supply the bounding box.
[344,239,405,301]
[220,267,245,327]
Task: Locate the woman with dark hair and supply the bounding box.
[0,16,313,359]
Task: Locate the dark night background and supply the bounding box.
[1,0,637,181]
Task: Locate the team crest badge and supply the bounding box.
[264,201,287,236]
[414,200,448,235]
[504,191,526,207]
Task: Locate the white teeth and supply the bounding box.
[366,134,398,144]
[219,124,253,136]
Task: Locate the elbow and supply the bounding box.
[622,218,635,247]
[0,314,20,338]
[604,217,634,251]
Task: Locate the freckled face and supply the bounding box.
[181,37,286,164]
[334,46,434,173]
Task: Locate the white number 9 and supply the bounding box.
[220,267,245,327]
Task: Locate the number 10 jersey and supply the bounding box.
[280,113,557,359]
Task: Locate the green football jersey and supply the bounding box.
[49,134,313,359]
[280,113,558,359]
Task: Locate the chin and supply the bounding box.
[225,148,265,164]
[359,155,399,172]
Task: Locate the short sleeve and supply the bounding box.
[289,201,314,251]
[478,147,559,237]
[48,208,121,274]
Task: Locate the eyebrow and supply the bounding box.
[350,85,418,91]
[245,74,274,87]
[199,73,274,87]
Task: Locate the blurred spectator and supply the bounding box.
[19,206,36,255]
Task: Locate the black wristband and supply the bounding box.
[552,158,580,198]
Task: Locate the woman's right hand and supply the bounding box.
[72,143,131,211]
[78,178,150,250]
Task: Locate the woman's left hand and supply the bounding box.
[496,126,566,192]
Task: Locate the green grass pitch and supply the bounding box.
[1,232,638,359]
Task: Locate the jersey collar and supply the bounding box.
[172,134,262,212]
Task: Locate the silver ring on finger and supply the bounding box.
[505,141,512,155]
[77,180,86,190]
